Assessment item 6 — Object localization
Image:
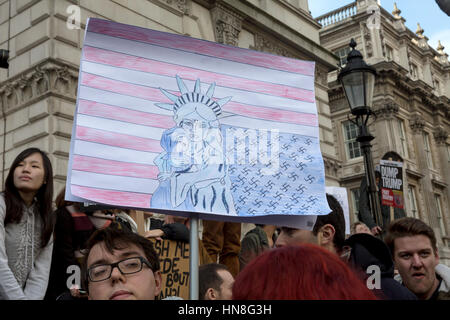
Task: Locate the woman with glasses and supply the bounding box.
[0,148,54,299]
[82,227,162,300]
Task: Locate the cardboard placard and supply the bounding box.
[151,239,190,300]
[380,160,404,209]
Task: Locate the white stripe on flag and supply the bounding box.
[76,114,165,140]
[219,116,319,137]
[71,170,159,194]
[74,140,159,165]
[78,86,173,116]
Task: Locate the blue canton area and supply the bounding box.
[222,125,329,217]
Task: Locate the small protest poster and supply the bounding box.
[380,160,404,209]
[66,18,329,229]
[151,239,190,300]
[325,186,350,235]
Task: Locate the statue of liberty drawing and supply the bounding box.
[150,75,236,215]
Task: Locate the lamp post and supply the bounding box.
[338,38,383,231]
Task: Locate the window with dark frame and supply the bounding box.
[343,121,362,159]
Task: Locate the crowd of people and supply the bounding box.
[0,147,449,300]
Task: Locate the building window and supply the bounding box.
[351,187,361,220]
[385,45,393,61]
[423,132,433,168]
[343,121,362,159]
[334,46,351,67]
[410,63,418,80]
[395,119,409,158]
[407,185,419,219]
[434,194,446,236]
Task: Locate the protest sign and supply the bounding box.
[379,160,404,209]
[151,239,190,300]
[325,186,350,235]
[66,18,328,229]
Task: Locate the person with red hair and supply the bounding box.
[232,244,378,300]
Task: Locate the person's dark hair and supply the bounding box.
[385,217,437,255]
[199,263,229,300]
[81,226,160,291]
[313,194,346,251]
[375,171,381,179]
[54,187,76,209]
[4,147,54,247]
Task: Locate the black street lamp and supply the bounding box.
[338,39,383,231]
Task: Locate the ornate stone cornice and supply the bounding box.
[434,127,448,145]
[158,0,188,15]
[328,85,345,102]
[211,3,243,46]
[409,115,425,133]
[373,100,399,120]
[250,30,296,59]
[0,60,78,114]
[323,156,341,178]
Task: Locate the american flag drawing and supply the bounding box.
[66,18,330,227]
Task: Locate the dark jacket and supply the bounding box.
[45,207,96,300]
[344,233,417,300]
[358,178,405,230]
[149,218,190,243]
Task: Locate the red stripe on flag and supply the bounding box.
[81,73,168,102]
[72,155,159,179]
[81,73,317,126]
[78,99,175,128]
[71,185,152,208]
[83,46,315,103]
[87,19,315,76]
[76,125,163,152]
[223,102,318,127]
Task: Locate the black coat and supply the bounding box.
[344,233,417,300]
[358,178,405,230]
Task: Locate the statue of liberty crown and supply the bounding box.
[156,75,232,117]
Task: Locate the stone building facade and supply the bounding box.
[317,0,450,263]
[0,0,338,228]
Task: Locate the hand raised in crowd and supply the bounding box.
[371,226,382,235]
[144,229,164,241]
[69,285,88,299]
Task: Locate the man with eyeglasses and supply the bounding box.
[82,227,162,300]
